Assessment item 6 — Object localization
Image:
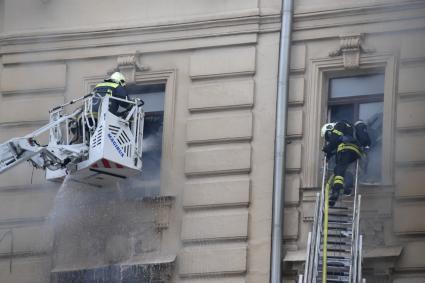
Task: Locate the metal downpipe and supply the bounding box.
[271,0,294,282]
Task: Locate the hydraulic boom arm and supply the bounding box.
[0,105,86,174]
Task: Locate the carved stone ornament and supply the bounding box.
[329,34,375,69]
[107,52,149,83]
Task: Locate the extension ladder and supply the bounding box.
[299,159,366,283]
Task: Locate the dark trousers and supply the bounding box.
[329,150,359,203]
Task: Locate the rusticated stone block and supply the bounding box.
[187,113,252,143]
[185,145,251,176]
[181,210,248,242]
[179,244,247,276]
[188,79,254,111]
[183,178,250,209]
[190,47,255,79]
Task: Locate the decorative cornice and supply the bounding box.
[0,11,279,52]
[292,1,425,42]
[0,14,280,64]
[294,0,425,21]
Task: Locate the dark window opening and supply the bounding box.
[328,74,384,183]
[121,83,166,196]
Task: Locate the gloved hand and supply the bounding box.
[322,146,333,160]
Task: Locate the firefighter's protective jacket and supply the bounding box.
[92,81,128,115]
[322,120,365,158]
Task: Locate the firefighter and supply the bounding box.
[92,71,129,117]
[321,120,371,206]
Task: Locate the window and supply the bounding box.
[123,83,166,196]
[328,74,384,183]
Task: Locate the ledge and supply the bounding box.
[51,254,176,283]
[284,245,403,264]
[364,246,403,259]
[284,250,306,262]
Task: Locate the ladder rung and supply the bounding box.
[328,212,353,218]
[326,240,350,245]
[324,247,351,253]
[320,261,350,267]
[319,270,350,276]
[328,220,352,224]
[329,206,352,210]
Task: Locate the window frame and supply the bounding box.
[304,54,397,187]
[84,69,177,193]
[327,75,385,183]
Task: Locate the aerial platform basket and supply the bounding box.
[46,94,145,186]
[0,93,145,187]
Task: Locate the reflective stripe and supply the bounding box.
[332,129,343,136]
[95,82,119,88]
[333,175,344,185]
[334,176,344,181]
[337,143,363,157]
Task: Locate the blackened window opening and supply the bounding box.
[328,74,384,183]
[126,84,166,196]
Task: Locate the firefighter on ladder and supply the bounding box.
[321,120,371,207]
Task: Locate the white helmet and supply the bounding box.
[321,123,336,137]
[109,72,126,86]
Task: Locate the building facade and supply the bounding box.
[0,0,424,282]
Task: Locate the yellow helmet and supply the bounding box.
[109,72,126,86]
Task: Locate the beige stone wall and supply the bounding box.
[283,0,425,282]
[0,0,281,282]
[2,0,424,282]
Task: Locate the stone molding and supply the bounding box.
[0,12,279,59]
[303,53,397,188]
[329,34,375,69]
[292,1,425,42]
[294,0,425,20]
[107,53,149,84]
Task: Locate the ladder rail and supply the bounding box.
[352,195,362,282]
[322,179,330,283]
[303,232,312,283]
[358,235,363,282]
[306,194,320,283]
[349,161,360,283]
[311,158,328,283]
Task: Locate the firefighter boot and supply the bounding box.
[329,190,339,207]
[329,176,344,206]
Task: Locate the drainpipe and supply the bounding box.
[271,0,293,282]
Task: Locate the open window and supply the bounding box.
[328,74,384,183]
[126,83,166,196]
